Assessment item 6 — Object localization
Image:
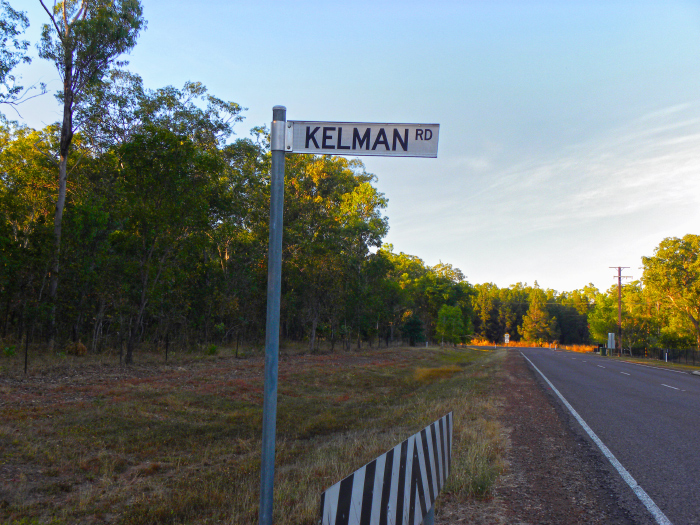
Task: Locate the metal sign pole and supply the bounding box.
[259,105,286,525]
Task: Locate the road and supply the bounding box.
[519,347,700,525]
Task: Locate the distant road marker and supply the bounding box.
[621,372,630,376]
[661,384,679,391]
[521,351,673,525]
[597,365,606,369]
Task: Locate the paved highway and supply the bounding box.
[520,347,700,525]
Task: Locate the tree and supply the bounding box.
[0,1,44,111]
[642,234,700,350]
[436,304,465,345]
[38,0,145,346]
[519,287,558,343]
[0,122,55,340]
[401,313,424,346]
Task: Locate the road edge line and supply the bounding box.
[621,361,689,375]
[520,351,673,525]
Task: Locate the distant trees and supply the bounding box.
[436,305,465,345]
[1,5,697,359]
[519,287,558,343]
[642,234,700,351]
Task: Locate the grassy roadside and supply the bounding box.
[0,345,506,524]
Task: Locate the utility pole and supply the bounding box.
[610,267,631,356]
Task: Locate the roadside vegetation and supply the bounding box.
[1,2,698,368]
[0,345,506,524]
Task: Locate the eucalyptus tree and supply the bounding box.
[281,154,388,350]
[0,1,42,111]
[37,0,145,346]
[642,234,700,350]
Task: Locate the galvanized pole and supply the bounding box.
[259,105,286,525]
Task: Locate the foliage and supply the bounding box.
[642,234,700,350]
[37,0,146,348]
[401,314,425,346]
[1,15,697,358]
[519,287,558,343]
[0,1,35,109]
[436,304,466,345]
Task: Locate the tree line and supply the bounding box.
[1,1,698,362]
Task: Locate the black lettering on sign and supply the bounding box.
[337,127,351,150]
[322,127,336,149]
[416,129,424,140]
[424,129,433,141]
[392,129,408,151]
[353,128,371,150]
[306,126,320,148]
[372,128,390,151]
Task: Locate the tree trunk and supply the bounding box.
[309,312,318,353]
[48,48,75,351]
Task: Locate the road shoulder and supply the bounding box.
[439,348,651,524]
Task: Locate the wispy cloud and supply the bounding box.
[446,103,700,234]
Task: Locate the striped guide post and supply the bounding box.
[320,412,453,525]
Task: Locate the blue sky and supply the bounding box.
[13,0,700,293]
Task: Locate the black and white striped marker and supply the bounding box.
[320,412,453,525]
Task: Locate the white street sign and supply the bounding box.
[504,333,510,344]
[285,121,440,157]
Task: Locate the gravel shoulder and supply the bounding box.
[439,348,654,524]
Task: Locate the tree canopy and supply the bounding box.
[0,6,697,360]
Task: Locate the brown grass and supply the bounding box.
[0,345,506,524]
[471,338,595,353]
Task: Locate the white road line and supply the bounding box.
[597,365,606,369]
[661,384,679,391]
[621,372,630,376]
[520,352,673,525]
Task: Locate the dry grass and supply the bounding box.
[470,338,595,353]
[414,364,462,382]
[557,344,595,353]
[0,345,506,524]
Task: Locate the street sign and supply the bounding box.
[285,121,440,157]
[260,108,440,525]
[504,333,510,344]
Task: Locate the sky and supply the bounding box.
[12,0,700,293]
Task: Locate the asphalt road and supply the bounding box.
[520,347,700,525]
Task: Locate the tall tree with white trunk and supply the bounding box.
[37,0,145,346]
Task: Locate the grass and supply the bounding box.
[604,354,700,372]
[470,338,595,353]
[0,344,506,524]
